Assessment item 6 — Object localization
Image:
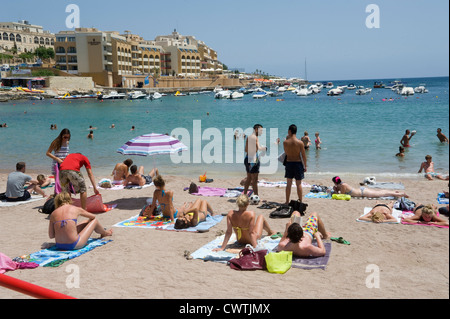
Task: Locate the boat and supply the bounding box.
[213,87,223,93]
[215,90,232,99]
[347,83,356,90]
[400,87,414,96]
[355,87,372,95]
[297,84,312,96]
[17,87,45,94]
[148,92,163,100]
[174,91,186,97]
[327,88,342,96]
[309,85,321,94]
[414,84,428,93]
[229,91,244,99]
[373,81,385,88]
[325,82,334,89]
[128,91,147,100]
[55,93,81,100]
[98,90,126,100]
[252,91,268,99]
[29,96,44,100]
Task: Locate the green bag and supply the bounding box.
[332,194,351,201]
[265,251,292,274]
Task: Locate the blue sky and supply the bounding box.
[1,0,448,80]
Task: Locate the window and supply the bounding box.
[9,34,15,41]
[16,34,21,42]
[3,33,8,41]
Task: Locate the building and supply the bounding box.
[0,20,55,54]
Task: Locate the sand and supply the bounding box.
[0,173,448,300]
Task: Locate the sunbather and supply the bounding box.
[332,176,409,198]
[213,194,276,251]
[402,204,449,226]
[142,175,177,221]
[123,165,159,187]
[48,192,113,251]
[174,199,215,229]
[359,201,398,223]
[277,211,331,258]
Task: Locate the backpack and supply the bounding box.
[39,197,55,215]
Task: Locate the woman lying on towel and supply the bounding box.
[402,204,449,226]
[213,194,277,251]
[332,176,409,199]
[359,201,398,223]
[49,192,113,251]
[174,199,215,229]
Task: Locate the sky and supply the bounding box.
[1,0,448,81]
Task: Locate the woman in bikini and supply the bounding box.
[142,175,177,221]
[174,199,215,229]
[48,192,113,251]
[46,128,71,175]
[332,176,409,198]
[359,201,398,223]
[213,194,276,251]
[402,204,449,226]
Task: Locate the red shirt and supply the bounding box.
[60,153,91,172]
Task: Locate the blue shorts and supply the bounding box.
[285,162,305,180]
[244,156,260,174]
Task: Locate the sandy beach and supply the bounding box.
[0,172,448,300]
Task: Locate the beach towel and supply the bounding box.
[258,180,311,188]
[305,192,331,199]
[113,215,174,229]
[27,238,112,267]
[71,194,117,213]
[357,207,402,224]
[400,211,449,229]
[0,195,45,207]
[95,180,154,191]
[437,193,449,205]
[0,252,39,274]
[290,242,332,270]
[190,187,227,197]
[164,215,224,232]
[367,182,405,190]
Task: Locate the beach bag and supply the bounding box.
[71,194,108,213]
[289,200,308,216]
[39,197,55,215]
[199,174,207,183]
[228,246,268,271]
[332,194,351,201]
[265,251,293,274]
[0,193,6,200]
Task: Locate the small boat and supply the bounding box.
[174,91,186,97]
[99,90,126,100]
[213,87,223,93]
[29,96,44,100]
[309,85,321,94]
[414,84,428,93]
[55,93,81,100]
[373,81,385,88]
[229,91,244,99]
[347,83,356,90]
[400,87,414,96]
[327,88,342,96]
[252,91,268,99]
[297,84,312,96]
[325,82,334,89]
[215,90,232,99]
[355,87,372,95]
[148,92,163,100]
[128,91,147,100]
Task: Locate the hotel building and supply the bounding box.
[0,20,54,56]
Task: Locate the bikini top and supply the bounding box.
[54,219,77,228]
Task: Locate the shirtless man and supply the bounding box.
[283,124,307,204]
[418,155,449,180]
[277,211,330,258]
[437,128,449,144]
[243,124,267,197]
[111,159,133,184]
[400,129,416,148]
[123,165,159,187]
[300,131,312,150]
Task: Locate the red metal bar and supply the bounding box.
[0,274,76,299]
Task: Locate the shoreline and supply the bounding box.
[0,172,448,299]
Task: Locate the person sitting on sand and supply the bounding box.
[49,192,113,251]
[402,204,449,226]
[277,211,331,257]
[418,155,449,181]
[111,159,133,184]
[213,194,276,251]
[332,176,409,198]
[123,165,159,187]
[174,199,215,229]
[358,201,399,223]
[5,162,46,202]
[142,175,177,221]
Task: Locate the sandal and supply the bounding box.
[270,232,283,239]
[331,237,351,245]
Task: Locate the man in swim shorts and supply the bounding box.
[418,155,449,181]
[59,153,99,210]
[400,129,415,148]
[123,165,159,187]
[243,124,267,197]
[283,124,307,204]
[277,211,330,257]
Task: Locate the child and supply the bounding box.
[315,132,322,150]
[37,174,55,188]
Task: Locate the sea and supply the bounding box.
[0,76,448,181]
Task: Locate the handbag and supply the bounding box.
[228,246,268,271]
[265,251,293,274]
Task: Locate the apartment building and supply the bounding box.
[0,20,54,55]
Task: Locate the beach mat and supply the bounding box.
[113,215,174,229]
[164,215,224,232]
[400,211,449,229]
[437,193,449,205]
[0,196,45,207]
[290,241,332,270]
[357,207,402,224]
[305,192,395,200]
[27,238,112,267]
[191,187,227,197]
[258,180,311,188]
[366,182,405,190]
[96,182,154,191]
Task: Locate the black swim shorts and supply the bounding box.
[285,161,305,180]
[244,156,260,174]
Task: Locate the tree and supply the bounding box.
[34,46,55,61]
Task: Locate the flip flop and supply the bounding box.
[331,237,351,245]
[270,232,283,239]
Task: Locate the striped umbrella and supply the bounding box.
[117,133,188,157]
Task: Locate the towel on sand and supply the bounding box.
[165,215,224,232]
[0,252,39,274]
[191,235,332,270]
[258,180,311,188]
[28,238,112,267]
[190,187,227,197]
[357,207,402,224]
[400,211,449,229]
[305,192,331,199]
[366,182,405,190]
[437,193,449,204]
[0,196,45,207]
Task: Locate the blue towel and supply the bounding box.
[438,193,449,204]
[305,192,331,199]
[165,215,224,232]
[29,238,112,267]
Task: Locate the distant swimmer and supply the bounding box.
[437,128,449,144]
[400,129,416,147]
[396,146,405,157]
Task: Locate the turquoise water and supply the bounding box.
[0,76,448,179]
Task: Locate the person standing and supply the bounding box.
[283,124,307,204]
[5,162,46,202]
[400,129,416,148]
[437,128,449,144]
[59,153,99,210]
[46,129,71,175]
[243,124,267,197]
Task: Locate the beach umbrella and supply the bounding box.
[117,133,188,157]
